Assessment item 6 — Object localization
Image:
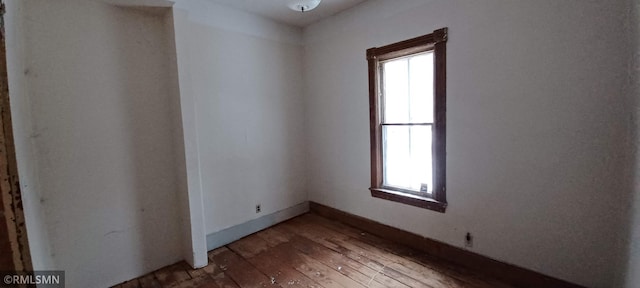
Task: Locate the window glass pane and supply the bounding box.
[409,53,434,123]
[382,52,434,124]
[382,58,409,123]
[382,125,433,193]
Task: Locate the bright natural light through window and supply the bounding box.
[368,28,447,212]
[381,52,435,194]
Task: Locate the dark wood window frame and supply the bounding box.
[367,28,448,213]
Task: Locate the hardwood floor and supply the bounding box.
[113,213,514,288]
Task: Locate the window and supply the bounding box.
[367,28,448,212]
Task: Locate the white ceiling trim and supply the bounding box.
[97,0,175,7]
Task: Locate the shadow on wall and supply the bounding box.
[101,5,186,283]
[620,0,640,286]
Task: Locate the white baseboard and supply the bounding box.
[206,202,309,251]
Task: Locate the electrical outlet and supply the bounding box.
[465,232,473,248]
[255,204,261,213]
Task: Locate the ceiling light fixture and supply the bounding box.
[287,0,321,12]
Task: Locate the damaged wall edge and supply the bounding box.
[0,0,32,271]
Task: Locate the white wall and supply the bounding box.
[5,0,54,271]
[17,0,186,286]
[304,1,632,287]
[172,0,307,235]
[10,0,637,286]
[624,0,640,286]
[8,0,307,282]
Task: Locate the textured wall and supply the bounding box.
[18,1,185,286]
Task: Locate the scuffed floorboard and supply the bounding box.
[112,213,514,288]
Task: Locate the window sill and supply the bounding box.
[370,188,447,213]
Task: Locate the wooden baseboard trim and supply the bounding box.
[309,202,585,288]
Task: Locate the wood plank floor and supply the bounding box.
[113,213,515,288]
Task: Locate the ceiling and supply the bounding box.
[204,0,368,27]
